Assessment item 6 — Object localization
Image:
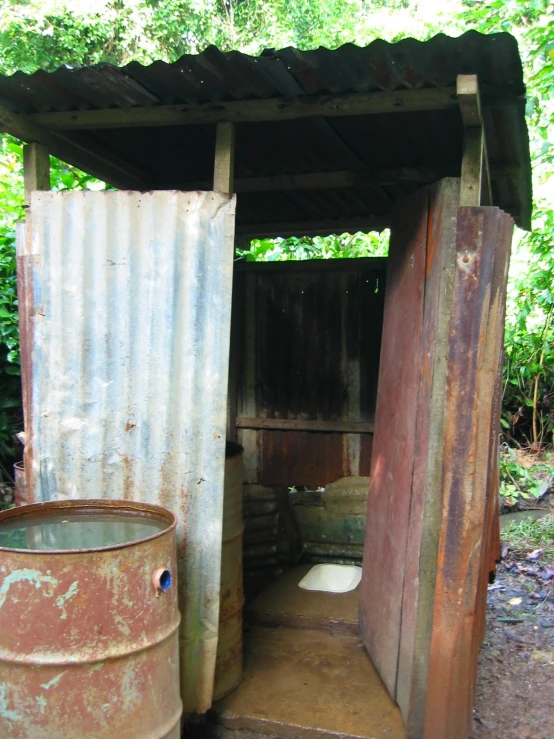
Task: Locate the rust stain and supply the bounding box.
[236,260,384,487]
[214,443,245,701]
[0,499,182,739]
[424,207,513,739]
[13,463,28,507]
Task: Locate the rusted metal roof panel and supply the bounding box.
[0,32,524,112]
[17,189,236,714]
[0,31,531,229]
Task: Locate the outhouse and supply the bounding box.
[0,30,531,739]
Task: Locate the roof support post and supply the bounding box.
[213,121,237,440]
[23,142,50,208]
[213,121,235,194]
[457,75,493,206]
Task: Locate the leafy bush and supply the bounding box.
[237,231,389,262]
[499,445,554,506]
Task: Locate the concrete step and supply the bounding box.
[210,625,404,739]
[246,564,359,636]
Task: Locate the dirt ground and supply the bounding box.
[473,559,554,738]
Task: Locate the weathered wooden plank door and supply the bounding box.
[359,179,513,739]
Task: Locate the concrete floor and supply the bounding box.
[246,564,359,635]
[200,566,405,739]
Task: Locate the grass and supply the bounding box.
[502,513,554,564]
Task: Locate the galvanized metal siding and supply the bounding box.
[234,259,385,486]
[18,190,236,714]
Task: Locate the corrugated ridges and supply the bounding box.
[0,32,524,114]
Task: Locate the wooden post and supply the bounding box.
[457,75,492,207]
[213,121,235,194]
[214,121,237,441]
[23,142,50,208]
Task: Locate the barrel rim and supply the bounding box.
[0,498,177,554]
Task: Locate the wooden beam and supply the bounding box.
[236,417,375,434]
[160,164,519,194]
[460,127,484,207]
[457,74,493,206]
[25,85,515,131]
[0,104,146,189]
[233,256,388,273]
[23,142,50,208]
[213,121,235,193]
[236,216,389,238]
[457,75,483,127]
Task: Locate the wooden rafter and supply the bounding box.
[23,142,50,207]
[158,164,519,194]
[213,121,235,194]
[25,85,515,130]
[236,417,375,433]
[457,75,493,206]
[0,104,146,189]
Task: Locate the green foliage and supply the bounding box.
[499,445,554,505]
[460,0,554,448]
[238,230,389,262]
[0,0,449,74]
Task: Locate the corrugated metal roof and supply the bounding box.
[0,31,531,229]
[17,190,237,714]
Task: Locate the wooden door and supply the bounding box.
[359,179,513,738]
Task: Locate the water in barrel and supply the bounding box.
[0,509,167,550]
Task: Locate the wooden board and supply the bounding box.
[358,180,514,739]
[423,208,513,739]
[358,185,429,698]
[396,179,461,733]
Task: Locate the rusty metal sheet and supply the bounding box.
[13,462,27,506]
[253,431,373,487]
[358,186,429,700]
[235,259,384,487]
[17,190,236,714]
[214,443,245,701]
[0,33,525,111]
[0,499,181,739]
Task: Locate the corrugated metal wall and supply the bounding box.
[231,259,386,487]
[17,190,236,714]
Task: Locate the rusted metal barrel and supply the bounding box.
[213,442,244,700]
[0,499,182,739]
[13,462,28,507]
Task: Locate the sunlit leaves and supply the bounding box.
[237,230,390,262]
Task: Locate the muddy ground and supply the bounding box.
[473,556,554,738]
